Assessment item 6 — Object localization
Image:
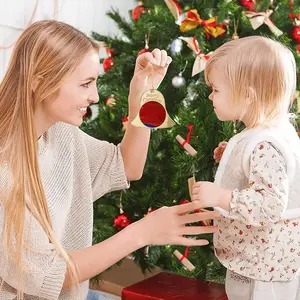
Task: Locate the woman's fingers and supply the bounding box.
[166,56,172,68]
[174,237,210,246]
[180,211,219,224]
[142,52,157,66]
[174,201,202,215]
[180,225,218,236]
[160,50,168,67]
[151,48,162,66]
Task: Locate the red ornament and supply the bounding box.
[106,48,114,57]
[139,101,166,128]
[138,48,151,56]
[132,2,145,21]
[103,57,114,72]
[122,116,128,131]
[144,207,156,216]
[291,25,300,44]
[240,0,255,10]
[113,214,131,231]
[180,200,190,205]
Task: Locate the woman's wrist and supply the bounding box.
[122,219,148,249]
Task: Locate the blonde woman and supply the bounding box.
[191,36,300,299]
[0,20,219,300]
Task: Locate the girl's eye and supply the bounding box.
[82,81,92,88]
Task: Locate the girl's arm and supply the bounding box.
[219,141,289,226]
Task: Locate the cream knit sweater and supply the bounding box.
[0,122,129,300]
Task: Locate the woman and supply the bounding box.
[0,20,218,300]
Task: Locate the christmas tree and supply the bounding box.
[81,0,300,283]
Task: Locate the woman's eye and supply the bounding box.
[82,81,91,88]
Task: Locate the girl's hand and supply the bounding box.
[135,201,219,247]
[191,181,232,211]
[129,49,172,97]
[213,141,228,163]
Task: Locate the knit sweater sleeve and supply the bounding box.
[0,206,66,300]
[77,128,130,201]
[227,141,289,226]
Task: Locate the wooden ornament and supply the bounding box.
[131,89,175,129]
[173,250,195,271]
[176,135,197,156]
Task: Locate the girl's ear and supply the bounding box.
[246,86,256,105]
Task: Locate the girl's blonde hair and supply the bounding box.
[205,36,297,127]
[0,20,99,299]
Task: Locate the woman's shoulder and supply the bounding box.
[39,123,83,155]
[47,122,85,142]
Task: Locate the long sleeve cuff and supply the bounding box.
[39,256,67,300]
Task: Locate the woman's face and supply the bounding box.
[42,50,100,127]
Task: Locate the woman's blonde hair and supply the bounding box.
[0,20,99,299]
[205,36,297,127]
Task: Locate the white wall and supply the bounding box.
[0,0,136,80]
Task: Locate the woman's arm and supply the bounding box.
[64,202,219,287]
[120,50,172,181]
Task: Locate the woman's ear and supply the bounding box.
[32,76,43,93]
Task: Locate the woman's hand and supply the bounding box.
[134,201,219,247]
[129,49,172,97]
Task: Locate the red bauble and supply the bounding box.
[122,116,128,131]
[240,0,255,10]
[139,101,166,128]
[138,48,151,56]
[291,26,300,44]
[113,214,131,231]
[180,200,190,205]
[132,2,145,21]
[103,57,114,72]
[106,48,114,57]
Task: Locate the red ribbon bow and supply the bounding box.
[181,124,194,147]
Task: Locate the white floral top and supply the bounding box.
[230,142,288,225]
[214,141,300,281]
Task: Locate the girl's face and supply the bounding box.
[42,50,100,127]
[207,66,239,122]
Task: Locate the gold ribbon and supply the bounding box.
[180,9,226,38]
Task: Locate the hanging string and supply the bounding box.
[145,31,150,49]
[234,18,239,35]
[119,191,124,214]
